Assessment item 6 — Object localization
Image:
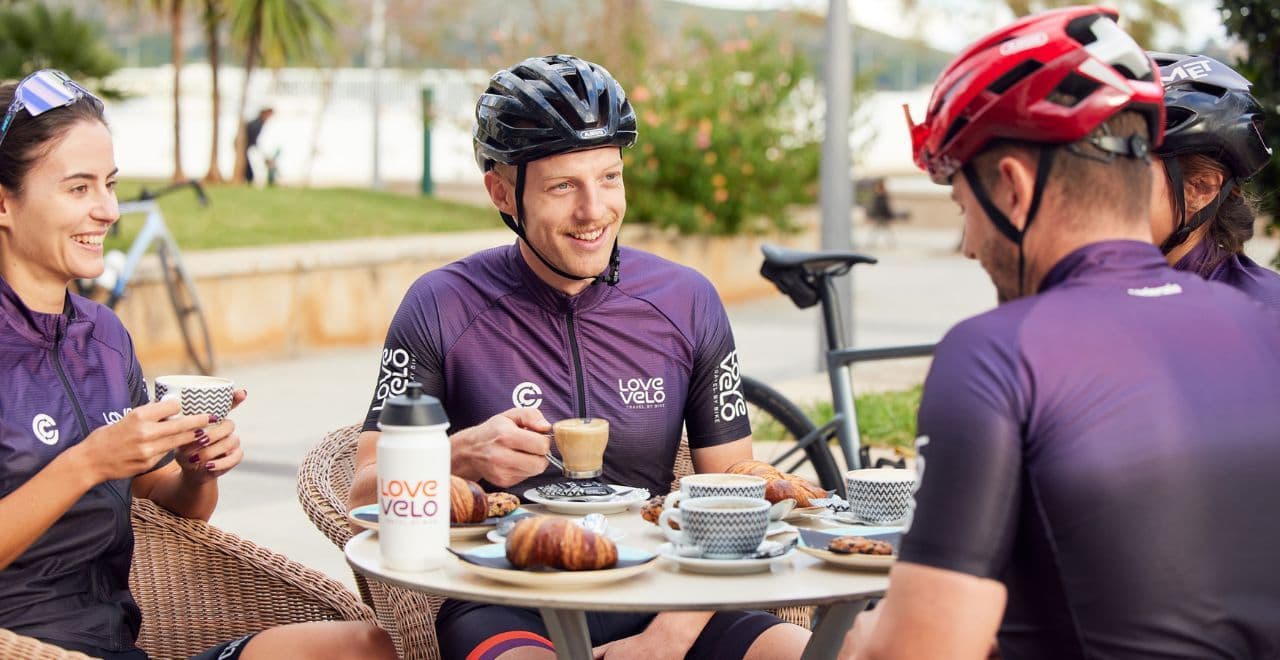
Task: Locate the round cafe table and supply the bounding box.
[345,505,890,660]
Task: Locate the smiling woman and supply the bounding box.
[0,70,395,660]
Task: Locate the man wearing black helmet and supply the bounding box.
[348,54,810,659]
[1148,52,1280,309]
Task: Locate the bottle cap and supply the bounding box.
[378,382,449,427]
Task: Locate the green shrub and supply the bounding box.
[622,26,820,235]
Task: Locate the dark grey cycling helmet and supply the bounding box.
[1151,52,1271,179]
[474,54,637,171]
[1149,52,1273,253]
[473,55,637,286]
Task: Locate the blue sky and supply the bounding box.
[674,0,1228,53]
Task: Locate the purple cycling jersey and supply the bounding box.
[902,241,1280,659]
[1174,238,1280,311]
[362,242,751,495]
[0,275,158,652]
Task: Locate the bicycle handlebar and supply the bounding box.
[131,179,209,207]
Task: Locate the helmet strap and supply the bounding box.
[960,147,1056,298]
[504,163,621,287]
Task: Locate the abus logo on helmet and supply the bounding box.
[579,128,608,139]
[32,414,59,446]
[512,381,543,408]
[998,32,1048,57]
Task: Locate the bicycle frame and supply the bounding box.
[104,199,174,308]
[771,271,935,481]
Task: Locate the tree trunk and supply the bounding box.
[170,0,186,181]
[230,0,262,184]
[203,0,224,183]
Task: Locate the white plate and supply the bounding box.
[450,543,656,588]
[347,504,529,539]
[522,485,650,515]
[795,545,895,571]
[655,542,795,575]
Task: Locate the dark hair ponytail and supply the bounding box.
[0,81,107,194]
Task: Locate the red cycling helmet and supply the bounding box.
[907,5,1165,184]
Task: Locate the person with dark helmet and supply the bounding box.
[839,6,1280,659]
[348,54,810,659]
[1147,52,1280,308]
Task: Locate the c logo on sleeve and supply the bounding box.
[32,413,59,445]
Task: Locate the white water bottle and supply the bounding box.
[377,382,451,571]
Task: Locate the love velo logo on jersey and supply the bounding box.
[713,350,746,423]
[373,347,413,412]
[618,375,666,409]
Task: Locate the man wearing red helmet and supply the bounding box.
[841,7,1280,659]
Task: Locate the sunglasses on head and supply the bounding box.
[0,69,103,152]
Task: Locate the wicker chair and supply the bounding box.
[1,498,375,660]
[298,424,808,660]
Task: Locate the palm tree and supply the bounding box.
[118,0,192,181]
[202,0,226,183]
[228,0,338,183]
[0,3,122,94]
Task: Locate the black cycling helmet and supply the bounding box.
[474,54,637,171]
[473,55,638,286]
[1149,52,1273,253]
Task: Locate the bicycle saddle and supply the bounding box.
[760,244,877,272]
[760,244,878,309]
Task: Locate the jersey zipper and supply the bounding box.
[565,309,588,418]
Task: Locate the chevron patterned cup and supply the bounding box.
[846,468,917,524]
[154,375,235,420]
[659,496,771,558]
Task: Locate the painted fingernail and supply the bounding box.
[195,429,206,439]
[188,454,201,464]
[208,415,221,424]
[197,437,210,447]
[205,461,217,471]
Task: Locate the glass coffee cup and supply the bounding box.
[544,418,609,479]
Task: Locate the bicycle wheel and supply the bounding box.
[157,243,215,375]
[741,375,844,492]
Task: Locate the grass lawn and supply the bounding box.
[109,181,499,251]
[753,386,922,452]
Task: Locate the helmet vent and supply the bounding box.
[989,60,1043,94]
[1065,14,1101,46]
[1051,72,1101,106]
[942,116,970,149]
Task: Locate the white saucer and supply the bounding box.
[655,542,795,575]
[523,485,650,515]
[347,504,529,539]
[451,543,656,588]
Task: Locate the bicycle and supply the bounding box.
[76,180,216,375]
[743,243,936,497]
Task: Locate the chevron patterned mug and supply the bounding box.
[154,375,235,420]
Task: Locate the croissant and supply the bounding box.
[726,459,783,481]
[505,516,618,571]
[727,459,826,506]
[450,476,489,524]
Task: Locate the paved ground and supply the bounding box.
[207,221,1279,589]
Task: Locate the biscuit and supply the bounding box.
[827,536,893,555]
[486,492,520,518]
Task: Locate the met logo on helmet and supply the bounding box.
[1164,59,1214,82]
[578,128,608,139]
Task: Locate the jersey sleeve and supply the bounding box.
[362,279,447,432]
[124,331,173,472]
[898,316,1027,579]
[683,279,752,449]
